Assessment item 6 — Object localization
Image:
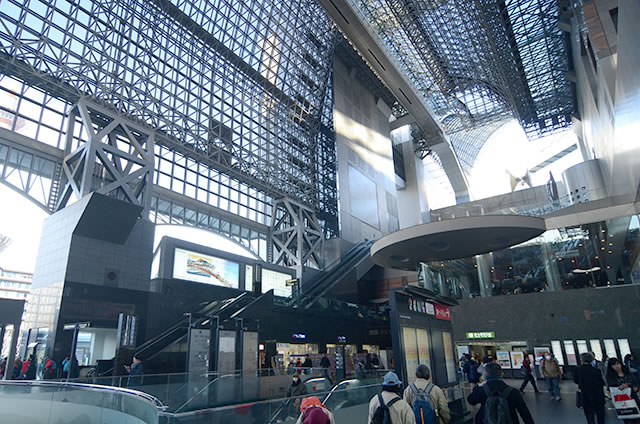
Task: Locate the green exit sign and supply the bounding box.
[466,331,495,339]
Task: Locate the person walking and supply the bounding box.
[320,354,331,379]
[368,371,415,424]
[355,359,366,379]
[624,354,640,381]
[574,353,606,424]
[296,396,335,424]
[606,358,640,424]
[519,353,541,394]
[468,356,481,387]
[302,354,313,375]
[287,373,308,418]
[61,356,70,378]
[403,364,450,424]
[12,358,22,379]
[467,363,534,424]
[591,352,606,381]
[540,353,563,401]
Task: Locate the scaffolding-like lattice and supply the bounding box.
[0,0,340,234]
[352,0,575,149]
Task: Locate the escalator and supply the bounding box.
[103,292,255,375]
[287,240,374,309]
[135,292,254,361]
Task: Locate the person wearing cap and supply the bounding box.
[403,365,450,424]
[296,396,335,424]
[368,371,416,424]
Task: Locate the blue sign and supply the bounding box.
[292,333,306,339]
[337,336,347,344]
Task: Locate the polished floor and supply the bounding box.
[465,379,620,424]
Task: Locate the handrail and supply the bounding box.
[0,380,167,410]
[287,240,373,307]
[102,293,253,376]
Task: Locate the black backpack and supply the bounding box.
[371,393,401,424]
[484,384,514,424]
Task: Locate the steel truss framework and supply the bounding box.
[270,198,323,277]
[0,0,340,238]
[353,0,575,164]
[57,99,154,213]
[0,131,272,260]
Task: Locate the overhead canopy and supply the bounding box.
[371,215,546,269]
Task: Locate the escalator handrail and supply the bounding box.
[135,292,250,353]
[288,241,373,307]
[297,241,373,307]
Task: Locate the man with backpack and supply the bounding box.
[369,371,416,424]
[467,363,534,424]
[403,365,450,424]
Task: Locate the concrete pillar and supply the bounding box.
[476,254,494,297]
[542,243,562,291]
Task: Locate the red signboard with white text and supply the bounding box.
[435,304,451,321]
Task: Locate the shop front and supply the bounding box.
[456,332,529,378]
[389,286,466,422]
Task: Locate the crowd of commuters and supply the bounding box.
[0,353,141,384]
[4,345,640,424]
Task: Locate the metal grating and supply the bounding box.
[351,0,575,144]
[0,0,340,235]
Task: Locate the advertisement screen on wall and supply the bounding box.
[173,248,240,288]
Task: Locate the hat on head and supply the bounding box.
[300,396,323,412]
[383,371,402,386]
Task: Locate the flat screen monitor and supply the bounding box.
[551,341,564,365]
[173,248,239,288]
[563,340,578,366]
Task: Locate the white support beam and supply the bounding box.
[317,0,470,200]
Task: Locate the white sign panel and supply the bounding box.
[173,248,239,288]
[576,340,589,355]
[603,339,617,359]
[262,268,293,297]
[551,341,564,366]
[619,339,632,359]
[590,339,603,361]
[245,265,253,292]
[564,340,578,366]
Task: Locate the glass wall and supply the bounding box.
[418,215,640,298]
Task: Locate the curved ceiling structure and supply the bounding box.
[371,215,547,269]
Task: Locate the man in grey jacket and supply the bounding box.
[403,365,451,424]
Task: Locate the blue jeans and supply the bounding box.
[546,376,560,398]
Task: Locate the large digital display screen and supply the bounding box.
[173,248,239,288]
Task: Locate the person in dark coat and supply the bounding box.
[302,354,313,375]
[519,353,541,394]
[286,373,308,418]
[574,352,606,424]
[125,356,144,387]
[25,355,37,380]
[467,362,534,424]
[320,354,331,378]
